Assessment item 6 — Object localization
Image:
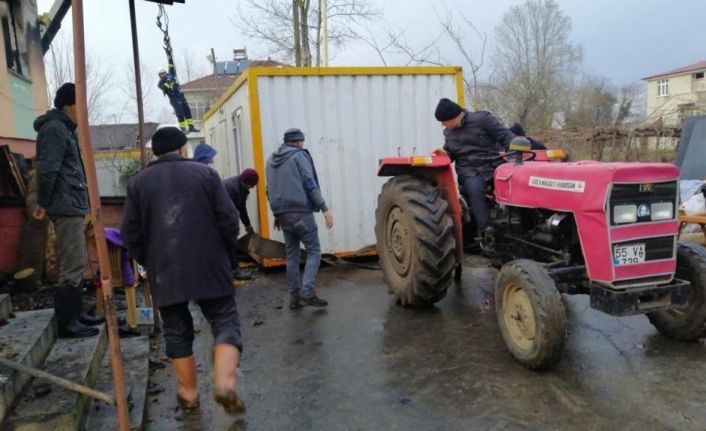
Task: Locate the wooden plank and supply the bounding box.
[679,215,706,224]
[0,145,27,197]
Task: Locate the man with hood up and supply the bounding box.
[33,82,104,338]
[193,142,217,165]
[266,128,333,310]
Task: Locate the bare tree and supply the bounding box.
[564,74,616,129]
[437,10,488,110]
[176,48,208,82]
[489,0,582,129]
[233,0,379,66]
[44,32,111,124]
[354,18,446,67]
[614,83,645,126]
[117,60,157,123]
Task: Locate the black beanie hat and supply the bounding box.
[54,83,76,109]
[509,122,526,136]
[151,127,187,156]
[434,98,463,121]
[283,128,305,143]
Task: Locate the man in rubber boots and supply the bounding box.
[433,98,516,251]
[266,128,333,310]
[223,168,260,281]
[121,127,245,414]
[157,47,198,134]
[33,82,104,338]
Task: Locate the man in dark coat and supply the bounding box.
[266,128,333,310]
[121,127,245,414]
[223,168,260,281]
[509,122,547,150]
[433,98,516,250]
[33,82,103,338]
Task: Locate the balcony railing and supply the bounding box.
[693,79,706,92]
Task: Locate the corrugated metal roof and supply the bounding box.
[181,74,238,91]
[89,123,160,151]
[642,60,706,80]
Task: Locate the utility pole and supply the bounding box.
[320,0,328,66]
[293,0,302,66]
[210,48,217,74]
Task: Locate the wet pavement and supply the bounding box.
[145,255,706,431]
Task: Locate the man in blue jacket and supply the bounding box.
[266,128,333,310]
[157,48,198,134]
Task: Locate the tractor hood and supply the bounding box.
[495,161,680,286]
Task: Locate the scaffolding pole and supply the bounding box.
[70,0,130,429]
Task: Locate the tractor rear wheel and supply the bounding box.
[648,242,706,341]
[495,259,567,370]
[375,175,456,306]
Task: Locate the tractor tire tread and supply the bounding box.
[647,242,706,341]
[375,175,456,307]
[495,259,567,370]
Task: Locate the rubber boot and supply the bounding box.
[74,283,104,326]
[172,355,200,411]
[54,284,98,338]
[79,310,105,326]
[232,268,253,281]
[213,344,246,414]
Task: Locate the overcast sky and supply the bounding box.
[37,0,706,123]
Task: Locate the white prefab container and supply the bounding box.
[204,66,464,266]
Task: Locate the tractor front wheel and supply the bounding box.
[648,242,706,341]
[495,259,567,370]
[375,175,456,306]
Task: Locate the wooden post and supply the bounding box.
[71,1,130,429]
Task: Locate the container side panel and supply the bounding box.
[255,73,458,254]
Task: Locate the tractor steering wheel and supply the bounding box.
[486,150,537,165]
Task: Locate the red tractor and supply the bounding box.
[375,145,706,369]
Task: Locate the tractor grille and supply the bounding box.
[613,235,676,262]
[609,181,677,226]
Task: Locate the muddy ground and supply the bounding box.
[145,255,706,431]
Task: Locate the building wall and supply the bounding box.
[646,71,706,126]
[94,149,142,197]
[0,0,48,146]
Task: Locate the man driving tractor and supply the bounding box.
[433,98,517,251]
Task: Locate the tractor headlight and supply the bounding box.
[651,202,673,221]
[613,204,637,224]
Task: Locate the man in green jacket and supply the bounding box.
[33,83,103,338]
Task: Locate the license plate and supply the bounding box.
[613,244,646,265]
